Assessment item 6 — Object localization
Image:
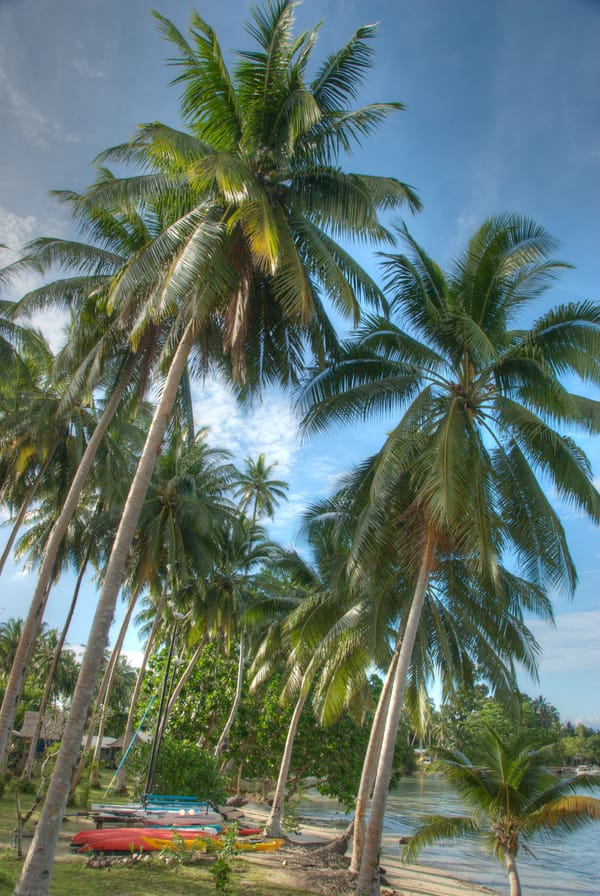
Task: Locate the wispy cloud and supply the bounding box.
[71,57,107,80]
[0,65,78,147]
[192,377,300,477]
[0,207,38,261]
[0,207,69,349]
[527,610,600,674]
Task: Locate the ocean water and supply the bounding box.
[297,775,600,896]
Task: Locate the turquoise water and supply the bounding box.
[298,775,600,896]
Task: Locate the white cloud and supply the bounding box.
[0,65,78,147]
[0,207,70,349]
[0,207,38,261]
[27,309,69,353]
[527,610,600,674]
[72,57,107,80]
[122,649,144,669]
[192,376,300,477]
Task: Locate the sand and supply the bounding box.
[239,801,502,896]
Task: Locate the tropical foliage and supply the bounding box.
[0,4,598,896]
[402,729,600,896]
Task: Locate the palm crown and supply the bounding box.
[301,214,600,591]
[83,1,420,387]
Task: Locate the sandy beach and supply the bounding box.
[239,801,501,896]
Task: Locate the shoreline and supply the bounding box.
[239,801,501,896]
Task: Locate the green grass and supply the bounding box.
[0,775,312,896]
[0,854,306,896]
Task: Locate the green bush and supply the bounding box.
[125,739,226,803]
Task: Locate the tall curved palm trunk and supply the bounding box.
[0,352,137,769]
[349,646,398,873]
[13,322,196,896]
[21,549,90,781]
[264,681,310,838]
[116,589,167,792]
[215,628,244,758]
[89,584,142,782]
[356,529,436,896]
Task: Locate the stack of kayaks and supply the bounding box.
[71,825,278,853]
[76,794,282,853]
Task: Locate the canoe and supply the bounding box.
[141,834,285,853]
[74,827,282,853]
[72,825,263,850]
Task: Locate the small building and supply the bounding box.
[13,710,65,752]
[85,735,119,767]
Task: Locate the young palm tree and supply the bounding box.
[214,453,289,756]
[402,730,600,896]
[0,193,170,767]
[299,215,600,895]
[233,453,289,523]
[12,5,420,893]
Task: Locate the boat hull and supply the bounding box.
[141,834,285,853]
[72,825,262,850]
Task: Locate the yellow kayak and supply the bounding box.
[141,834,285,853]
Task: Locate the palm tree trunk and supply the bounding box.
[116,590,168,793]
[69,579,139,799]
[165,634,207,721]
[0,450,55,577]
[21,551,90,782]
[12,321,197,896]
[350,645,399,874]
[0,580,51,772]
[356,528,437,896]
[89,584,142,782]
[215,628,244,757]
[506,851,522,896]
[265,682,309,838]
[0,351,139,771]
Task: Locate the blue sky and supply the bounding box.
[0,0,599,726]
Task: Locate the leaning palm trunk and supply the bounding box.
[350,646,399,874]
[89,584,142,781]
[21,550,90,782]
[0,352,138,770]
[165,634,207,721]
[0,451,55,577]
[264,681,310,838]
[69,581,141,799]
[116,590,168,792]
[13,322,197,896]
[506,851,522,896]
[356,529,436,896]
[215,628,244,757]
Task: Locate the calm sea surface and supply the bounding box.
[298,775,599,896]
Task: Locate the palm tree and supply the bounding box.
[83,427,235,781]
[299,215,600,895]
[13,5,420,892]
[302,489,554,871]
[0,334,90,578]
[21,545,91,781]
[0,619,24,682]
[233,454,288,523]
[0,191,170,768]
[402,730,600,896]
[214,454,289,756]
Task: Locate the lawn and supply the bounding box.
[0,777,316,896]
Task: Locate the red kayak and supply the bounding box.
[72,825,262,851]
